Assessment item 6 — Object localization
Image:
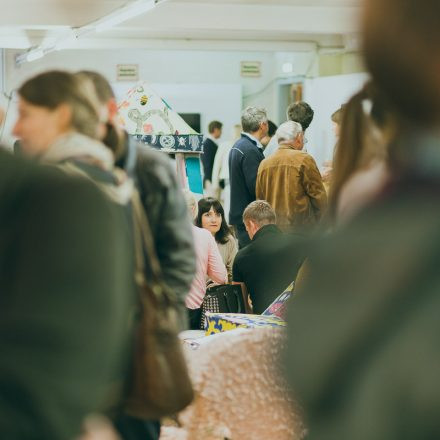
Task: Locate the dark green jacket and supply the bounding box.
[0,151,133,438]
[285,132,440,440]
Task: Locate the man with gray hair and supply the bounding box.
[256,120,327,232]
[232,200,304,313]
[229,106,268,248]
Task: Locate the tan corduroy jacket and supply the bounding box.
[256,145,327,231]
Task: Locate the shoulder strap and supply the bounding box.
[54,161,134,206]
[131,189,179,305]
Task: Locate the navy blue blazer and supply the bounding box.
[228,134,265,225]
[201,137,218,183]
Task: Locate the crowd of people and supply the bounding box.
[1,0,440,437]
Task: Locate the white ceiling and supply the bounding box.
[0,0,362,52]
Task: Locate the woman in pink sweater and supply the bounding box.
[183,190,227,329]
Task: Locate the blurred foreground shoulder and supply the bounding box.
[0,151,133,438]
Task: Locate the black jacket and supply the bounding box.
[232,224,305,313]
[201,137,218,184]
[228,134,265,225]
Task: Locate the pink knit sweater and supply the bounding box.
[185,225,227,309]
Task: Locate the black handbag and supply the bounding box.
[200,284,246,329]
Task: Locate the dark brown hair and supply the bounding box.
[195,197,233,244]
[331,105,346,124]
[329,82,389,218]
[208,120,223,134]
[286,102,314,131]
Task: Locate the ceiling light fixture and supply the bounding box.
[94,0,157,33]
[15,0,159,65]
[282,62,293,74]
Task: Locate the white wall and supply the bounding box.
[304,72,369,167]
[1,48,316,146]
[1,48,367,159]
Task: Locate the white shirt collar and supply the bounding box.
[242,132,263,150]
[207,133,219,143]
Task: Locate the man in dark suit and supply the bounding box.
[201,120,223,191]
[229,106,268,248]
[232,201,304,313]
[0,150,133,438]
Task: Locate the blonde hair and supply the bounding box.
[243,200,276,227]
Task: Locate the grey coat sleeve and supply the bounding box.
[135,147,196,316]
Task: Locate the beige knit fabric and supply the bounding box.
[161,328,305,440]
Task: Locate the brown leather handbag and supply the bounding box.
[124,190,194,420]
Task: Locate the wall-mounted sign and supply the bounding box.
[241,61,261,77]
[117,64,139,81]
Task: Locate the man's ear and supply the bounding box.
[249,220,259,232]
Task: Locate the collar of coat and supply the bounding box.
[253,223,281,241]
[40,132,114,171]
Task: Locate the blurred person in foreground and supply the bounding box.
[319,105,346,191]
[232,201,304,314]
[12,70,141,438]
[329,82,391,224]
[0,149,132,437]
[229,106,268,248]
[256,121,327,232]
[285,0,440,438]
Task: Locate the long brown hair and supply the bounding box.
[329,82,389,218]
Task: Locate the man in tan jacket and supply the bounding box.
[256,121,327,232]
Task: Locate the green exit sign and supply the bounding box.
[117,64,139,81]
[241,61,261,77]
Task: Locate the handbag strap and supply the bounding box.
[131,189,178,305]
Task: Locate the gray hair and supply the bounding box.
[276,121,303,144]
[241,106,268,133]
[182,189,198,220]
[243,200,276,227]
